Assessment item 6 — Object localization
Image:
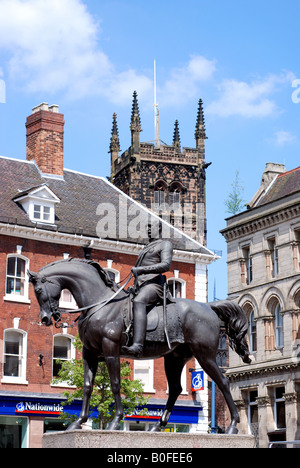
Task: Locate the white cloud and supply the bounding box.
[159,55,216,107]
[272,130,297,146]
[207,71,295,118]
[0,0,152,102]
[0,1,217,107]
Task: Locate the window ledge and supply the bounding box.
[143,388,156,394]
[1,377,28,385]
[51,383,76,389]
[59,303,78,309]
[4,295,31,304]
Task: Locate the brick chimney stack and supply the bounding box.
[26,103,65,176]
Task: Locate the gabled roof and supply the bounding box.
[255,166,300,207]
[0,156,215,257]
[12,183,61,203]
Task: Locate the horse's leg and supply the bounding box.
[103,338,123,431]
[149,351,189,432]
[67,346,98,431]
[192,347,240,434]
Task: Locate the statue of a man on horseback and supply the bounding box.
[28,235,251,434]
[122,222,174,356]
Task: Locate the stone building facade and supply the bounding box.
[221,163,300,447]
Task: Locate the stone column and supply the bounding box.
[256,396,272,448]
[283,392,300,441]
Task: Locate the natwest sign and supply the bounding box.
[16,401,63,415]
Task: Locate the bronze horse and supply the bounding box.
[28,258,251,434]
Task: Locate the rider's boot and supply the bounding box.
[122,303,146,357]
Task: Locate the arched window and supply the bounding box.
[2,329,27,383]
[167,278,186,299]
[249,310,257,353]
[217,330,228,368]
[169,182,183,208]
[292,289,300,341]
[5,255,29,301]
[274,303,283,348]
[53,334,75,379]
[242,302,257,353]
[265,296,284,351]
[104,268,120,284]
[153,181,167,210]
[59,289,77,309]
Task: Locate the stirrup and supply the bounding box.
[122,343,143,356]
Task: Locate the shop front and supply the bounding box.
[0,392,203,447]
[123,401,202,433]
[0,392,83,448]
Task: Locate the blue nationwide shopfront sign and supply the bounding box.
[0,395,202,425]
[15,401,64,416]
[0,395,82,418]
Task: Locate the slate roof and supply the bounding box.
[0,156,214,255]
[256,166,300,207]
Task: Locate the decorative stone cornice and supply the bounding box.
[0,222,216,264]
[227,360,300,382]
[221,202,300,242]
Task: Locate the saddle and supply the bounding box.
[122,293,184,346]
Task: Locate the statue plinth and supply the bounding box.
[42,430,255,449]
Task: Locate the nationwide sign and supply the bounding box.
[16,401,64,415]
[125,408,163,420]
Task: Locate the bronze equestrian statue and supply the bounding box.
[122,223,173,356]
[28,251,251,434]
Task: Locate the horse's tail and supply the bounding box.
[209,300,251,364]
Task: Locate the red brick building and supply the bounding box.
[0,103,217,447]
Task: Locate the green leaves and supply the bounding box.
[224,170,246,215]
[52,335,148,429]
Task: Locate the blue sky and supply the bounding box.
[0,0,299,301]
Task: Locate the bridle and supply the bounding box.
[40,273,133,329]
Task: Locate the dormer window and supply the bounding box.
[13,184,60,225]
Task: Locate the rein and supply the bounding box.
[50,273,133,329]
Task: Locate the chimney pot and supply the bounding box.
[49,104,59,113]
[32,102,49,113]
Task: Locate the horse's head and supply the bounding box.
[28,271,62,326]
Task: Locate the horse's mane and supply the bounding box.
[40,258,117,291]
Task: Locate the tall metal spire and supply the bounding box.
[154,60,160,149]
[195,99,207,148]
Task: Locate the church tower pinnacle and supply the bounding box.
[172,120,181,152]
[130,91,142,154]
[195,99,207,159]
[109,113,120,178]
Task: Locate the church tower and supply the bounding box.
[109,92,210,246]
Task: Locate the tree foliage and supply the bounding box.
[52,335,148,429]
[224,170,246,215]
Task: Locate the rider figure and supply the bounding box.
[122,222,173,356]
